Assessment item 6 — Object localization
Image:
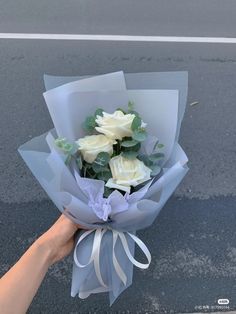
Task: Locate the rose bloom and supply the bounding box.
[77,134,116,163]
[105,154,151,193]
[95,110,135,140]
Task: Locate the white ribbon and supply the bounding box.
[73,228,151,289]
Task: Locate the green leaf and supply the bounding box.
[63,143,73,152]
[76,156,83,170]
[82,163,96,178]
[82,116,96,132]
[103,186,113,198]
[64,142,78,155]
[55,137,66,148]
[128,101,134,112]
[131,116,142,131]
[94,152,110,166]
[150,164,161,176]
[132,142,141,152]
[92,164,109,173]
[132,129,147,142]
[149,153,165,162]
[87,116,96,126]
[129,110,140,117]
[97,170,112,181]
[138,155,153,167]
[65,155,72,165]
[116,108,126,114]
[121,150,138,159]
[94,108,104,117]
[157,143,164,149]
[121,139,138,148]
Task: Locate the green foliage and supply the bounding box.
[97,170,112,181]
[116,107,126,114]
[82,116,96,132]
[54,137,66,148]
[91,152,111,173]
[121,150,139,159]
[132,142,141,151]
[56,101,165,192]
[65,155,72,165]
[150,164,161,176]
[55,138,78,155]
[103,186,113,198]
[94,108,104,117]
[76,155,83,170]
[129,110,140,117]
[132,129,147,142]
[94,152,110,166]
[138,147,164,177]
[131,116,142,131]
[128,101,134,112]
[92,163,109,173]
[148,152,164,162]
[83,163,95,178]
[121,139,139,148]
[55,137,82,170]
[138,154,153,167]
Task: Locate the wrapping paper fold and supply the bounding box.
[19,71,189,305]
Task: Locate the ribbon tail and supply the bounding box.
[73,229,108,289]
[112,230,127,286]
[118,231,151,269]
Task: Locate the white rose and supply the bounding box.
[77,134,116,163]
[105,155,151,193]
[95,110,135,140]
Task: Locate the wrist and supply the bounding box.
[33,236,56,267]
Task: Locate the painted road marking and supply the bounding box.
[1,33,236,43]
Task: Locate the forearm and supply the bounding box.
[0,240,52,314]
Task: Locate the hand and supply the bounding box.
[36,214,81,266]
[0,214,83,314]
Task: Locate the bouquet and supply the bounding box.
[19,71,189,305]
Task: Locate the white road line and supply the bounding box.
[1,33,236,43]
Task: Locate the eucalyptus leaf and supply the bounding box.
[104,186,114,198]
[132,142,141,151]
[121,139,138,148]
[121,150,138,159]
[150,164,161,176]
[84,166,96,179]
[138,155,153,167]
[65,155,72,165]
[63,143,73,152]
[92,163,110,173]
[128,101,134,112]
[97,170,112,181]
[116,108,126,114]
[129,110,140,117]
[132,129,147,142]
[94,108,104,117]
[82,116,96,132]
[55,137,66,148]
[149,153,165,162]
[76,156,83,170]
[131,116,142,131]
[94,152,110,166]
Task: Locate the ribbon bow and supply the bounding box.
[73,228,151,288]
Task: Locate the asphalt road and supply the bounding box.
[1,0,236,37]
[1,1,236,314]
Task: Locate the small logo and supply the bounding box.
[218,299,229,305]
